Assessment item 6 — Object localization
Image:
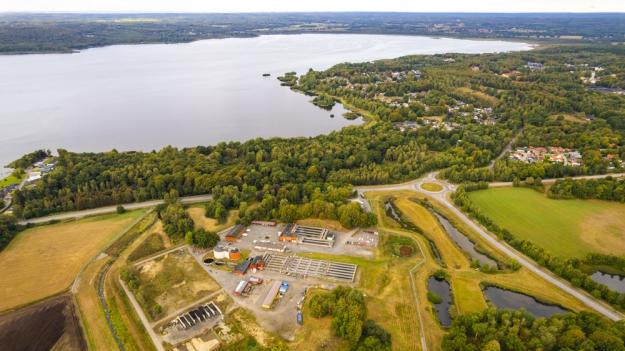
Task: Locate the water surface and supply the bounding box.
[434,213,497,267]
[428,276,453,327]
[591,271,625,293]
[484,286,567,318]
[0,34,531,167]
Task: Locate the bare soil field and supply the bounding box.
[0,294,86,351]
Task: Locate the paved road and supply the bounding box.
[19,194,212,225]
[359,172,624,322]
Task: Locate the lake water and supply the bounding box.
[0,34,531,167]
[483,286,568,318]
[591,271,625,293]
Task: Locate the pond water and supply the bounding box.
[433,213,497,267]
[0,34,531,167]
[483,286,568,318]
[591,271,625,293]
[428,276,453,327]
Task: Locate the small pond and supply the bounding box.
[591,271,625,293]
[483,286,567,318]
[434,213,497,267]
[428,276,453,327]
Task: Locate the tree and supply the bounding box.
[116,205,126,214]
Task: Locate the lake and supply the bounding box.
[0,34,531,168]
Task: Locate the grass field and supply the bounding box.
[188,207,238,232]
[134,250,221,320]
[0,210,144,311]
[468,187,625,258]
[420,182,444,192]
[0,174,21,188]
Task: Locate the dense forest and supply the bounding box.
[0,215,21,250]
[1,13,624,54]
[443,308,625,351]
[548,177,625,202]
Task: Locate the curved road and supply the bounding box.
[358,172,624,322]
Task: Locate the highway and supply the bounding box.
[19,194,212,225]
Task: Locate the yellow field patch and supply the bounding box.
[394,197,469,269]
[187,207,238,232]
[296,218,348,232]
[579,210,625,255]
[0,211,143,311]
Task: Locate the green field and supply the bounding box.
[468,187,625,258]
[0,174,21,188]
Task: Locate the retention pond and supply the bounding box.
[483,286,567,318]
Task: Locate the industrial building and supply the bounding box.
[212,246,241,260]
[173,302,222,330]
[263,254,357,282]
[279,224,335,248]
[253,240,287,253]
[225,224,246,242]
[262,280,284,309]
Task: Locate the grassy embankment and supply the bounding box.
[468,187,625,258]
[0,210,144,311]
[75,211,158,351]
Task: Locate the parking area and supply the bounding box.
[227,224,374,258]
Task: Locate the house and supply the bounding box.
[527,62,544,71]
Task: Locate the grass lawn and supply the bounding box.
[0,174,21,188]
[420,182,443,192]
[468,187,625,258]
[0,210,144,311]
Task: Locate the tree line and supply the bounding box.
[443,308,625,351]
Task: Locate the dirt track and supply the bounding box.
[0,294,86,351]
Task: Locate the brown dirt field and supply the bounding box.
[399,245,413,257]
[0,294,86,351]
[0,211,142,311]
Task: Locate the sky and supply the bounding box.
[1,0,624,13]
